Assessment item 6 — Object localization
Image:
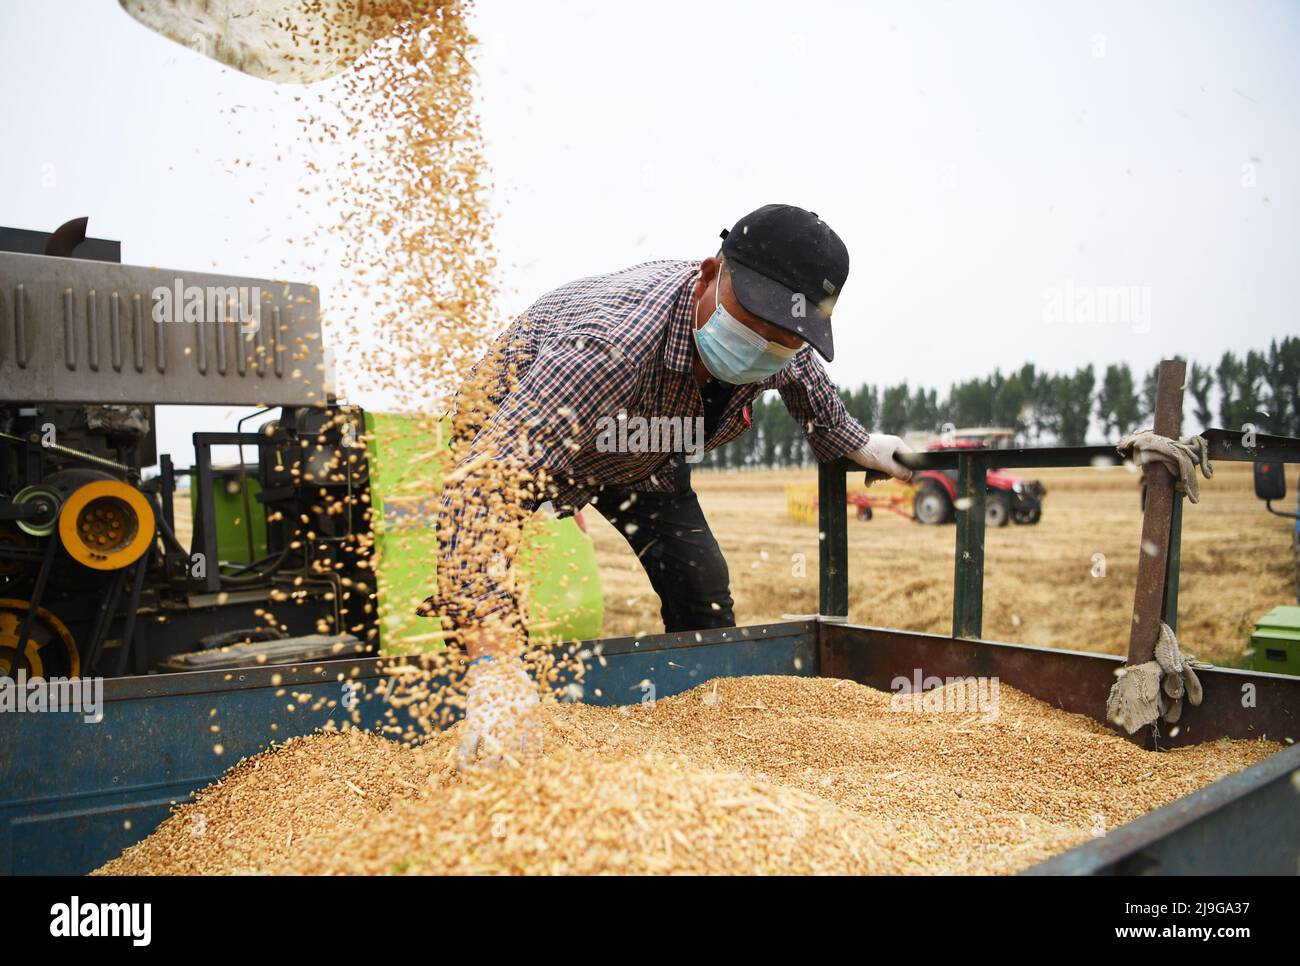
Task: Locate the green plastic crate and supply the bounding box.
[1245,604,1300,676]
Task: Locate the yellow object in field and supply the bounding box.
[786,480,915,525]
[785,485,819,525]
[851,479,916,516]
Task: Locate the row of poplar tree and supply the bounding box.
[698,337,1300,468]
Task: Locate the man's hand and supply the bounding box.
[850,434,914,482]
[458,655,543,771]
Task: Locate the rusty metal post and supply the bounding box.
[1127,358,1186,665]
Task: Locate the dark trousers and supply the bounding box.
[592,468,736,634]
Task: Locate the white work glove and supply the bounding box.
[457,655,543,771]
[850,434,914,482]
[1106,623,1205,734]
[1116,430,1213,504]
[1152,623,1204,725]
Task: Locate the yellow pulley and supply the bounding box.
[58,479,156,571]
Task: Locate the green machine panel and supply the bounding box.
[1246,604,1300,676]
[364,412,604,653]
[208,469,269,565]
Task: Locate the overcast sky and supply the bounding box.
[1,0,1296,459]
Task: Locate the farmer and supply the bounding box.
[425,204,913,764]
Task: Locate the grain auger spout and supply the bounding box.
[118,0,434,83]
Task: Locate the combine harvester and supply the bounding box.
[0,221,602,682]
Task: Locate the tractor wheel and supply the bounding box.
[1012,504,1042,525]
[913,480,952,525]
[986,492,1011,528]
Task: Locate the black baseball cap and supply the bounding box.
[719,204,849,361]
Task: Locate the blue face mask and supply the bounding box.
[693,277,799,385]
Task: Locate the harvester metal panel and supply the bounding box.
[1247,604,1300,675]
[0,251,326,406]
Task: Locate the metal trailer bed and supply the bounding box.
[2,428,1299,876]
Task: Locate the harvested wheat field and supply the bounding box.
[169,460,1294,668]
[588,461,1297,667]
[96,675,1279,876]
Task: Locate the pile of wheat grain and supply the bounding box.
[96,675,1279,876]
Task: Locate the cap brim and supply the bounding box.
[727,259,835,362]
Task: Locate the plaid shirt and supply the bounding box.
[430,259,870,627]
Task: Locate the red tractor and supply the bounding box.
[911,428,1046,527]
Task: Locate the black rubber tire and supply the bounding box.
[913,480,953,525]
[1012,505,1042,525]
[986,492,1012,527]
